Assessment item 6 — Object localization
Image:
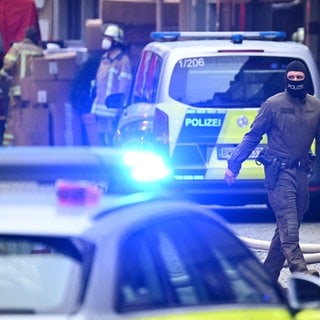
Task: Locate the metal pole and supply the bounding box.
[216,0,220,31]
[156,0,163,31]
[305,0,320,69]
[52,0,59,40]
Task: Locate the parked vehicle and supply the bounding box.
[0,146,320,319]
[110,31,320,212]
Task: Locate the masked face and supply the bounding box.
[101,38,112,50]
[285,61,308,100]
[286,70,306,99]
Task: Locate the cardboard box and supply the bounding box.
[30,52,77,81]
[20,77,83,145]
[21,77,72,104]
[15,127,50,146]
[49,102,83,146]
[14,106,50,146]
[85,19,103,52]
[20,77,32,102]
[20,77,84,145]
[32,80,72,104]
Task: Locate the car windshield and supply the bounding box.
[169,56,313,108]
[0,236,93,314]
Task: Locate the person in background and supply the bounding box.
[90,23,132,145]
[0,26,43,146]
[224,60,320,283]
[70,49,103,146]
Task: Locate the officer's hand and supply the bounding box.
[224,168,238,186]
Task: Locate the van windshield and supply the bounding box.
[169,56,313,108]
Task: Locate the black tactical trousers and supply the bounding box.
[263,168,309,282]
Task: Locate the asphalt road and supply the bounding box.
[210,205,320,287]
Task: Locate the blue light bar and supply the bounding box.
[0,147,171,184]
[150,31,287,42]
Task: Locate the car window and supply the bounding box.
[116,215,283,312]
[0,236,93,314]
[169,56,313,108]
[132,50,162,104]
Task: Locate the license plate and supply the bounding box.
[217,146,264,160]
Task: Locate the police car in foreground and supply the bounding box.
[0,146,320,319]
[109,31,320,212]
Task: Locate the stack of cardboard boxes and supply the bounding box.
[20,52,83,146]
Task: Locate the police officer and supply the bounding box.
[0,26,43,146]
[90,23,132,145]
[224,60,320,282]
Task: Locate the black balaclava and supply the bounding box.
[285,60,307,100]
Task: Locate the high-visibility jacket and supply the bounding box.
[0,38,43,96]
[91,48,132,117]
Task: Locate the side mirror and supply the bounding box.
[105,93,125,109]
[287,273,320,311]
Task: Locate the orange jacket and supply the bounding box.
[91,48,132,117]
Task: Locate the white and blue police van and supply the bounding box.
[108,31,320,213]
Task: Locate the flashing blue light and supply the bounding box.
[123,151,171,183]
[151,31,180,41]
[259,31,286,39]
[231,34,243,44]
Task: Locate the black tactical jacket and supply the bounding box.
[228,91,320,174]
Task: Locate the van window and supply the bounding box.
[169,56,313,108]
[132,51,162,104]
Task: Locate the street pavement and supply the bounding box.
[229,221,320,287]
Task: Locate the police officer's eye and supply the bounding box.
[288,75,305,80]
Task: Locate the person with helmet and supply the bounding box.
[90,23,132,145]
[0,26,43,146]
[224,60,320,283]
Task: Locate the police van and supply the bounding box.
[111,31,320,208]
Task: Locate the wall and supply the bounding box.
[35,0,320,69]
[99,0,179,68]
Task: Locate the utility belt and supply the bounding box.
[279,159,309,169]
[256,149,310,190]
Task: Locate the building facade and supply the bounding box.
[36,0,320,68]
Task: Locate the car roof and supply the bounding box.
[0,184,223,241]
[0,190,186,236]
[0,191,94,236]
[145,39,311,59]
[141,32,320,97]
